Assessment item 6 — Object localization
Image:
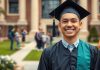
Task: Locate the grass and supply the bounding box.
[24,50,43,61]
[24,42,56,61]
[0,40,18,55]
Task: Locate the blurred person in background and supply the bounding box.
[35,28,44,50]
[8,26,15,50]
[21,29,27,47]
[15,29,21,49]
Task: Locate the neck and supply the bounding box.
[63,36,78,44]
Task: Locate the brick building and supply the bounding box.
[0,0,100,41]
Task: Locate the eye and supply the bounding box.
[70,18,79,23]
[61,19,69,24]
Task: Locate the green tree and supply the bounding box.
[88,26,99,42]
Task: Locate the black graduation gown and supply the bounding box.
[38,40,100,70]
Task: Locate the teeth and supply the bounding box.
[66,30,73,31]
[65,29,74,33]
[65,29,74,30]
[66,29,74,30]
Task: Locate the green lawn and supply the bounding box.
[0,40,18,55]
[24,42,56,61]
[24,50,43,61]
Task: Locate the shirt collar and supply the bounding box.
[61,38,79,48]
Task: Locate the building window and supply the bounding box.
[9,0,18,14]
[42,0,60,18]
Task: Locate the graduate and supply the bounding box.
[38,0,100,70]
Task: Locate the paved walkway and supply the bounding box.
[23,61,39,70]
[9,37,63,70]
[10,41,39,70]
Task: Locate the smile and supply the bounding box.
[64,27,75,33]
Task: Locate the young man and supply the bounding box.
[38,0,100,70]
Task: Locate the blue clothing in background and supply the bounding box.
[8,30,15,50]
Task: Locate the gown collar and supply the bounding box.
[61,38,79,49]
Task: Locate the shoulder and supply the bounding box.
[80,40,98,54]
[43,40,62,56]
[88,44,99,56]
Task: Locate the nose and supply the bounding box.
[67,21,72,26]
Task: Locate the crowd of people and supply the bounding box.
[8,26,27,50]
[7,25,52,50]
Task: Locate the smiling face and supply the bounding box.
[59,13,82,39]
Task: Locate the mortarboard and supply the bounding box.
[49,0,90,37]
[49,0,90,20]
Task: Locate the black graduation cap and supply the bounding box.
[49,0,90,20]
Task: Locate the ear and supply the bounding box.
[58,22,60,28]
[58,22,61,32]
[79,21,83,29]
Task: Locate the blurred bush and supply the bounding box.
[88,26,99,43]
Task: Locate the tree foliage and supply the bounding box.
[88,26,99,42]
